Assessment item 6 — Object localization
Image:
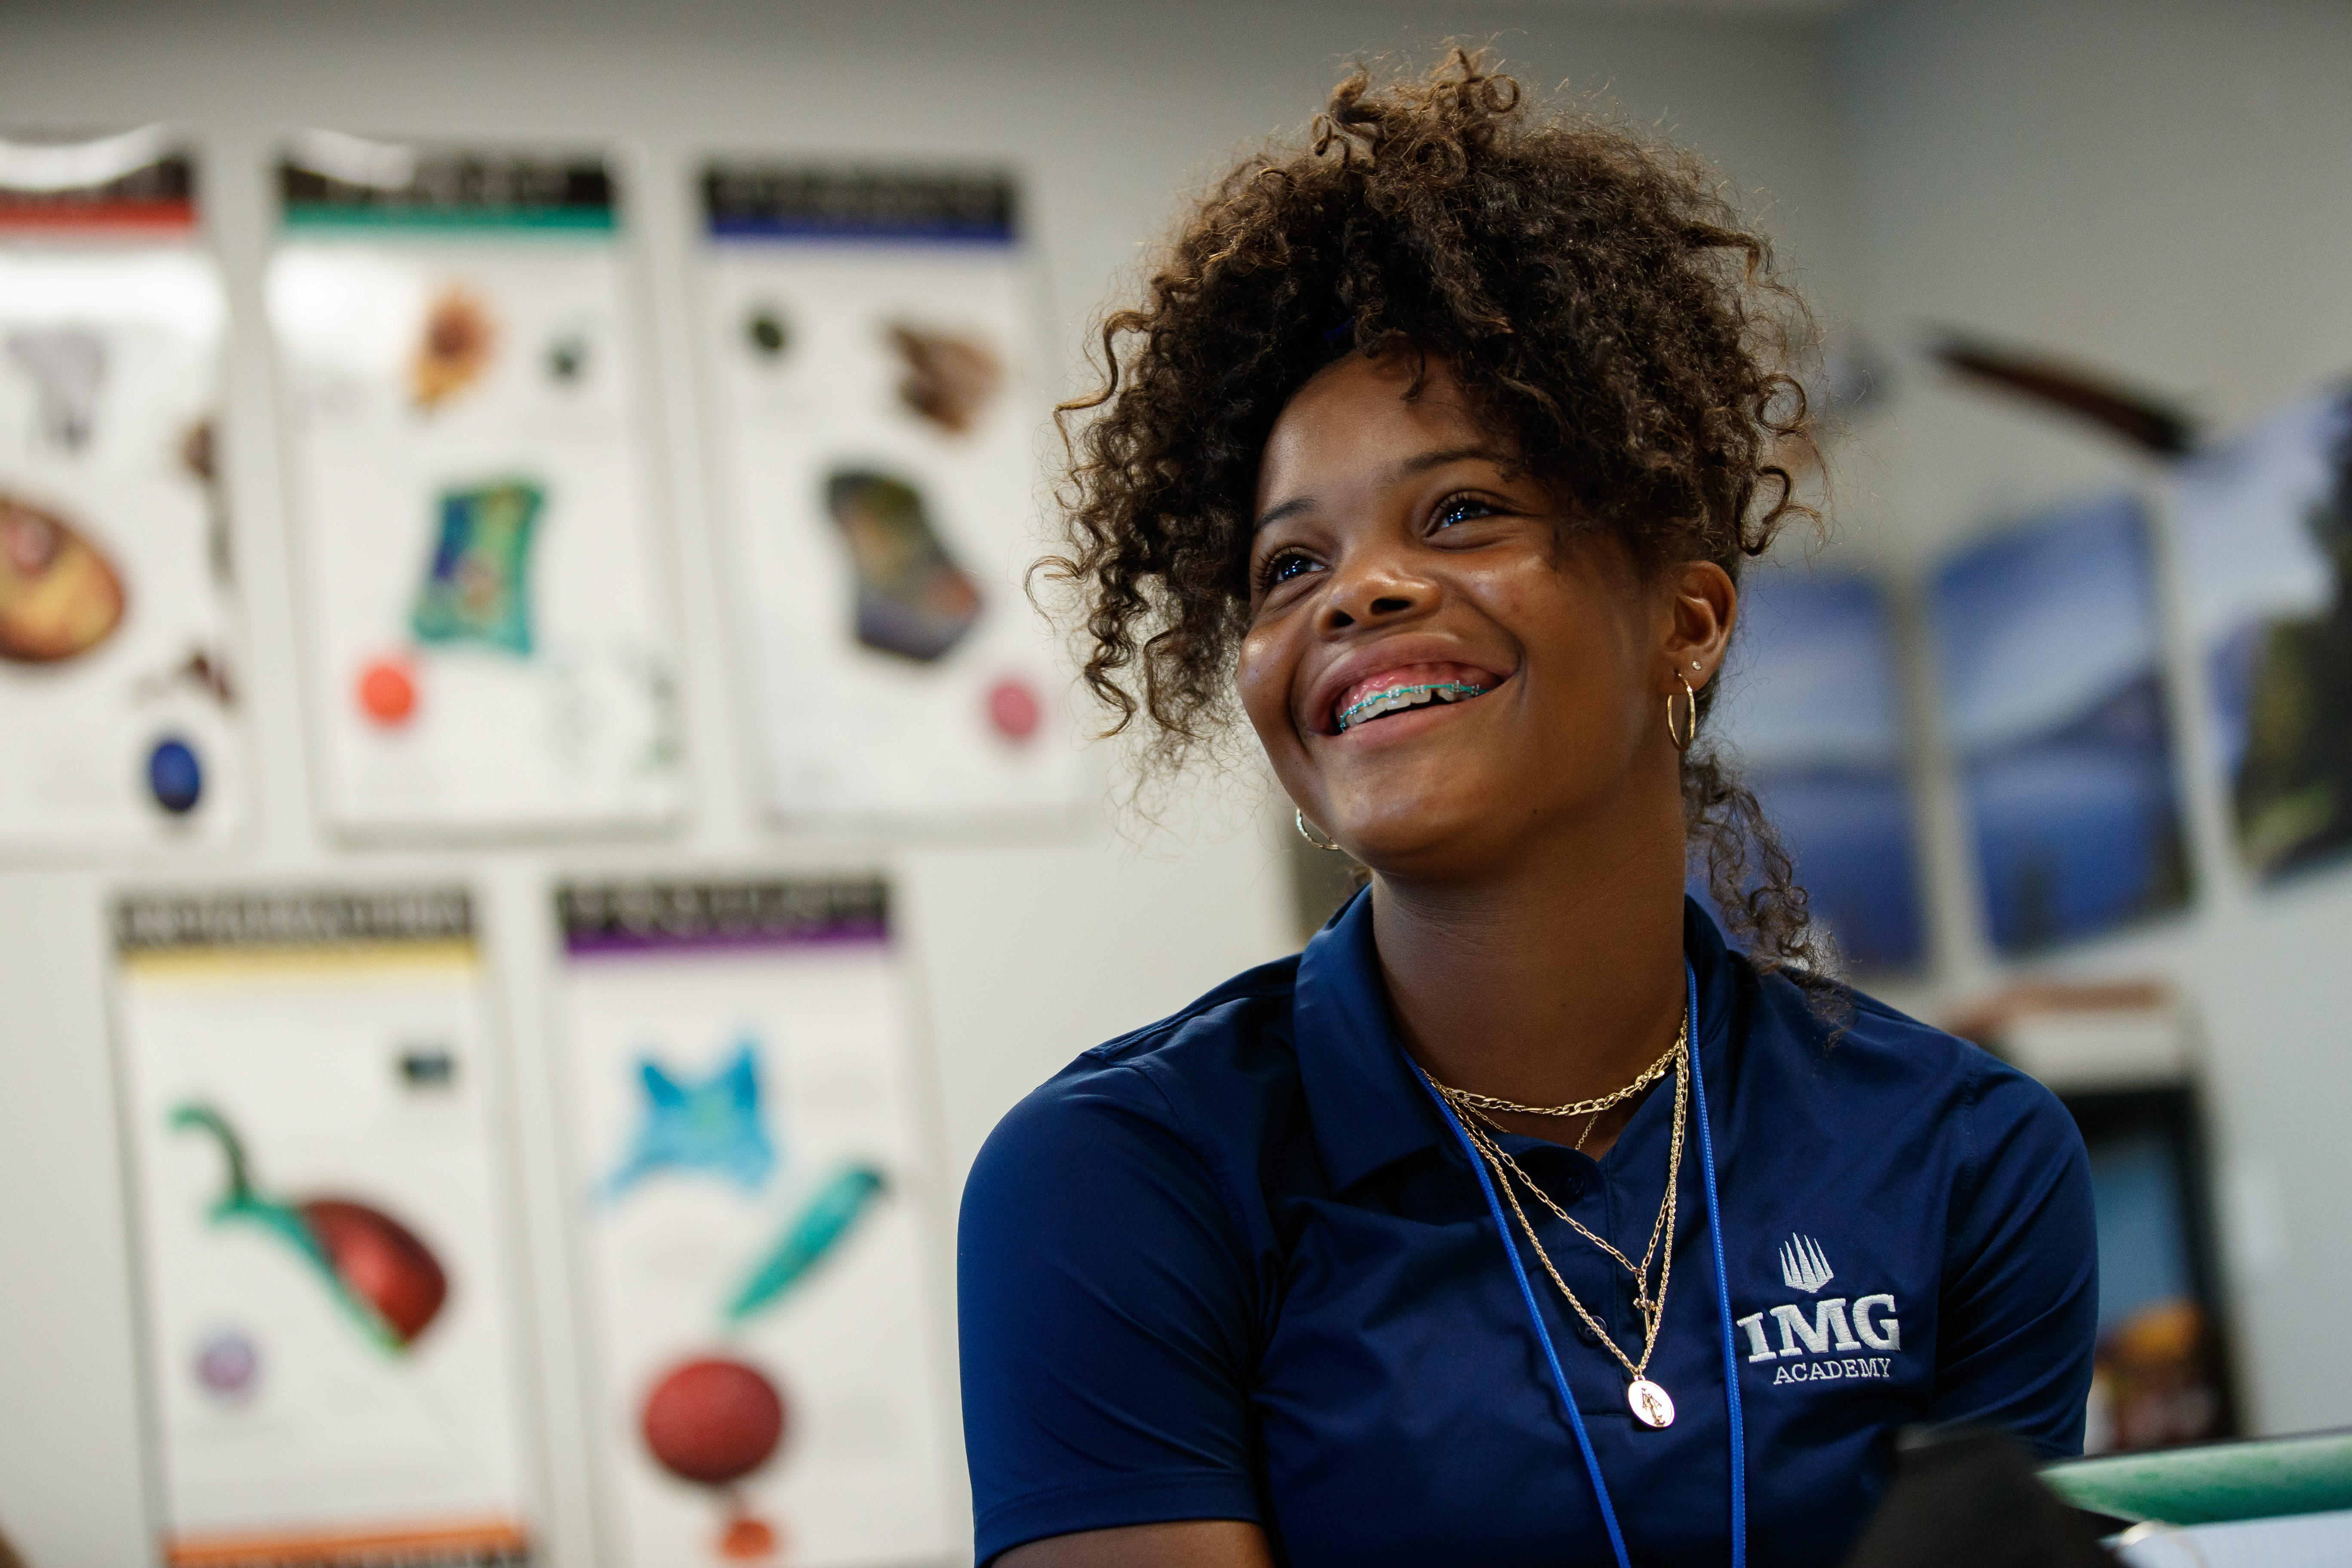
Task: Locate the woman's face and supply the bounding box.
[1239,349,1728,881]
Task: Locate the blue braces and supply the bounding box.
[1337,681,1487,732]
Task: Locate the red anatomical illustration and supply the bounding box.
[174,1102,450,1351]
[642,1356,788,1560]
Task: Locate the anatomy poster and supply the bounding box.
[555,878,953,1567]
[701,166,1078,822]
[1708,565,1924,971]
[0,131,242,849]
[2169,386,2352,881]
[1929,493,2190,953]
[112,888,534,1566]
[269,138,680,837]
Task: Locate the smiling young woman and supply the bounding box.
[958,52,2098,1568]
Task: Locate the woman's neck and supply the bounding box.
[1369,807,1689,1158]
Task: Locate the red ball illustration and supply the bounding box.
[642,1357,786,1487]
[986,677,1041,742]
[357,658,418,726]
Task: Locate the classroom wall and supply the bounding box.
[14,3,2352,1560]
[0,4,1853,1563]
[1831,0,2352,1441]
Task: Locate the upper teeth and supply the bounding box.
[1337,681,1486,732]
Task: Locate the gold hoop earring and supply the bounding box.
[1668,671,1698,753]
[1295,808,1343,852]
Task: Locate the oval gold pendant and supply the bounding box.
[1627,1378,1675,1428]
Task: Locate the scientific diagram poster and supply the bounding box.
[555,878,953,1568]
[112,888,534,1566]
[0,130,243,849]
[701,166,1078,822]
[2169,386,2352,881]
[1710,567,1923,970]
[1929,494,2190,953]
[270,138,680,837]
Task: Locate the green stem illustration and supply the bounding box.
[171,1101,404,1354]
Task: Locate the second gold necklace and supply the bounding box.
[1421,1008,1690,1428]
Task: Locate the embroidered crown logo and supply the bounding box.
[1779,1233,1835,1294]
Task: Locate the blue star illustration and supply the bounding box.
[597,1041,777,1203]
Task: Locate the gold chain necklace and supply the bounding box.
[1422,1010,1690,1430]
[1435,1035,1681,1120]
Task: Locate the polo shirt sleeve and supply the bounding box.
[958,1061,1262,1564]
[1926,1058,2099,1459]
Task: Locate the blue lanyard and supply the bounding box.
[1410,961,1747,1568]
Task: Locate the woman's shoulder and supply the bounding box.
[1747,964,2080,1147]
[959,954,1308,1273]
[968,953,1309,1185]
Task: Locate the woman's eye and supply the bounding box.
[1260,551,1317,589]
[1433,494,1498,530]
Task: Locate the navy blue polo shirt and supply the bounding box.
[959,893,2096,1566]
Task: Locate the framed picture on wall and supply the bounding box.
[1707,564,1925,971]
[110,887,538,1566]
[268,136,682,839]
[1928,493,2191,953]
[698,165,1078,825]
[0,129,244,851]
[551,876,956,1568]
[2169,384,2352,882]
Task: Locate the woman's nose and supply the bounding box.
[1317,551,1437,633]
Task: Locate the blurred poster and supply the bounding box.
[112,887,534,1566]
[1712,567,1923,970]
[1929,494,2190,953]
[268,137,681,838]
[701,165,1078,822]
[555,877,952,1568]
[0,129,243,849]
[2170,386,2352,880]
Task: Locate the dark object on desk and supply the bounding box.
[1842,1430,2112,1568]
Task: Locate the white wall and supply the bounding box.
[1833,0,2352,1440]
[0,4,1853,1563]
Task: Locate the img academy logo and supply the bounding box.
[1735,1234,1901,1387]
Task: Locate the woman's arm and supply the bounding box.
[1000,1521,1277,1568]
[1928,1062,2100,1455]
[961,1063,1269,1563]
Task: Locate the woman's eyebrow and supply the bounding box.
[1393,444,1513,479]
[1253,446,1514,534]
[1253,496,1315,534]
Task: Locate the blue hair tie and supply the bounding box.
[1320,317,1357,354]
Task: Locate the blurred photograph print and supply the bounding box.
[1930,494,2190,954]
[2171,386,2352,881]
[1710,567,1924,971]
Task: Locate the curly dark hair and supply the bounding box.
[1041,48,1838,987]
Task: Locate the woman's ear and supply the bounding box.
[1662,560,1736,691]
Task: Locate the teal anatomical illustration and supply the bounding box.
[411,479,544,656]
[726,1163,886,1323]
[173,1102,450,1353]
[599,1043,776,1202]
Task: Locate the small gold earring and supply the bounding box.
[1668,672,1698,753]
[1295,808,1344,852]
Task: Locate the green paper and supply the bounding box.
[2042,1432,2352,1525]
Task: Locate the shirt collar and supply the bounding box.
[1291,888,1742,1194]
